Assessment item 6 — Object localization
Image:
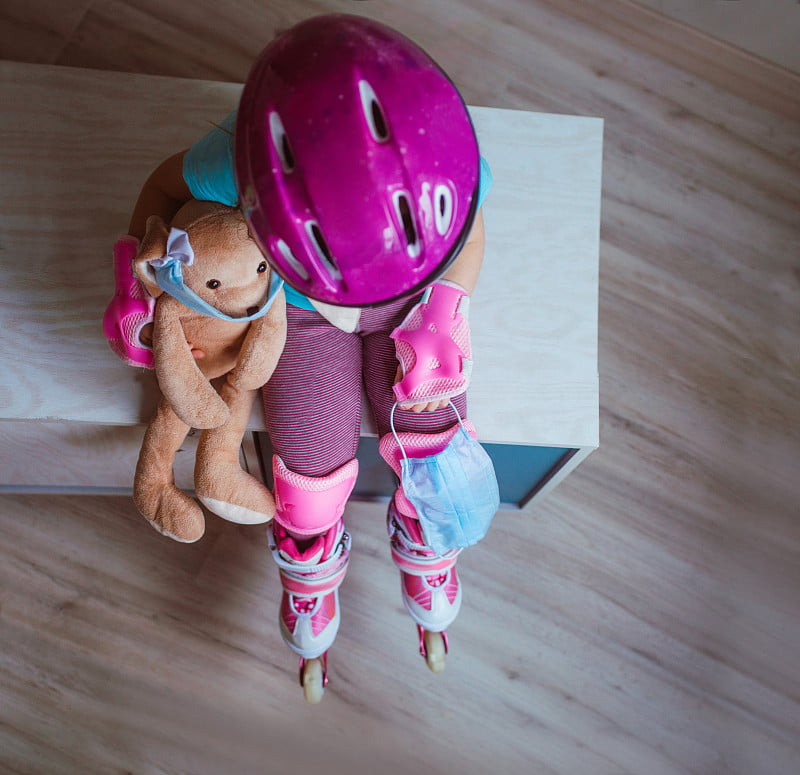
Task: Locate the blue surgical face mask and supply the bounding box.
[148,227,284,322]
[390,402,500,555]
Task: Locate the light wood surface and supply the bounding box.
[1,2,799,774]
[0,64,601,452]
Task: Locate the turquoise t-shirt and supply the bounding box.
[183,112,239,206]
[183,110,493,309]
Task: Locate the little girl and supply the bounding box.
[105,14,499,702]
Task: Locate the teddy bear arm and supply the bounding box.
[227,291,288,391]
[153,302,230,428]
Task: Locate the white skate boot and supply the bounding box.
[269,456,358,702]
[387,492,461,672]
[379,420,479,672]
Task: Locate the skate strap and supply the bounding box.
[279,562,349,598]
[268,531,351,588]
[391,281,472,406]
[390,543,459,576]
[149,227,284,322]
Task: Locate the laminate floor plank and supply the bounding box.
[1,1,798,773]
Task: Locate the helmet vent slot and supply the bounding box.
[273,239,309,281]
[359,80,389,142]
[371,101,388,140]
[434,185,454,236]
[269,112,295,173]
[394,192,420,259]
[306,222,342,282]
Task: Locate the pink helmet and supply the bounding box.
[235,14,480,307]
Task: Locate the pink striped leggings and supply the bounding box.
[261,296,468,478]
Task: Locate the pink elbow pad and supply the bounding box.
[102,236,155,369]
[391,281,473,406]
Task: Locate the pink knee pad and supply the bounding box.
[102,235,155,368]
[378,419,479,479]
[272,456,359,537]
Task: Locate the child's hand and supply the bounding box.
[393,365,450,413]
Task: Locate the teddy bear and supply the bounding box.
[130,199,286,543]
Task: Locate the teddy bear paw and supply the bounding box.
[198,495,273,525]
[134,487,206,543]
[147,516,205,543]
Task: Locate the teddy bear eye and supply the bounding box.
[206,279,221,289]
[257,262,268,274]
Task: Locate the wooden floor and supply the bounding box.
[636,0,800,74]
[2,1,799,773]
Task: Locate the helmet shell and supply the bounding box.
[235,14,480,307]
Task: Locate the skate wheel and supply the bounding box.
[301,657,326,704]
[422,630,447,674]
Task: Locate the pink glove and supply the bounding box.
[102,236,155,368]
[391,280,473,407]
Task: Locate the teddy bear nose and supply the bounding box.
[247,306,259,316]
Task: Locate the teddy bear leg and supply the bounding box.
[134,396,206,543]
[194,382,275,525]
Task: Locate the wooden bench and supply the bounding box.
[0,61,601,508]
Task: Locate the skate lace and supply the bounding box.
[427,572,448,588]
[292,596,317,614]
[388,512,433,557]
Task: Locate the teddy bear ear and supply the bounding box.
[133,215,170,297]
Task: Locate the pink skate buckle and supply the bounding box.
[102,235,155,368]
[391,281,472,406]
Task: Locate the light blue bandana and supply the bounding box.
[148,227,283,321]
[390,402,500,555]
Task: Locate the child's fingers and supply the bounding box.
[409,399,448,413]
[393,364,451,412]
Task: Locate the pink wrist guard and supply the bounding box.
[102,235,155,369]
[391,281,473,406]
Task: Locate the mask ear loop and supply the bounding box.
[389,400,468,464]
[389,402,409,465]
